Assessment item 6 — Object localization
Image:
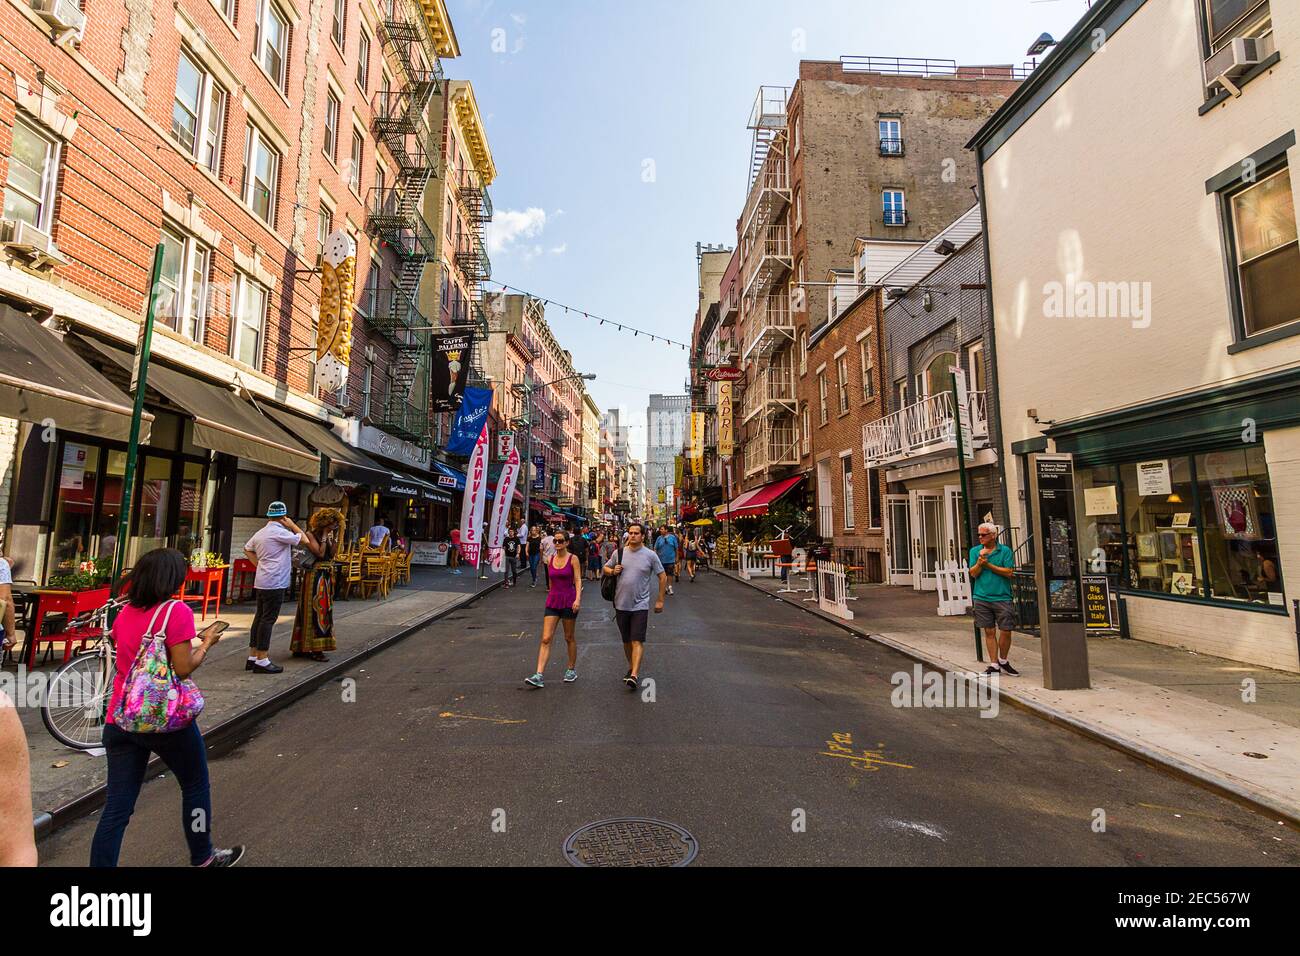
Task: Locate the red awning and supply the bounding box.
[716,475,806,520]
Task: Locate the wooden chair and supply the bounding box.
[361,552,387,599]
[397,549,413,586]
[338,551,362,600]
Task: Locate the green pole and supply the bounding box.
[111,244,165,597]
[952,375,981,663]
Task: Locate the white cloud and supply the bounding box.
[549,243,568,256]
[486,207,547,256]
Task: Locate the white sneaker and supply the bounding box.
[668,585,674,595]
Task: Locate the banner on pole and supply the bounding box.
[458,423,491,568]
[487,444,522,560]
[532,455,546,493]
[690,412,705,477]
[448,387,493,457]
[718,381,734,458]
[432,332,474,413]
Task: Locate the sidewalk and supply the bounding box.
[719,568,1300,824]
[14,567,500,821]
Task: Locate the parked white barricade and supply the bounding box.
[739,545,776,581]
[936,562,973,617]
[816,560,855,622]
[778,548,814,595]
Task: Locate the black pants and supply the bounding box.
[249,588,286,653]
[90,721,213,867]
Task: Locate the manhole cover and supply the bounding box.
[563,819,698,867]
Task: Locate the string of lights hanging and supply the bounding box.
[490,282,691,351]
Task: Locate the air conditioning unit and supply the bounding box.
[32,0,86,43]
[1,218,54,255]
[1203,36,1265,89]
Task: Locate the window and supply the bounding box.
[157,225,209,342]
[349,128,363,193]
[331,0,345,49]
[364,259,380,318]
[922,352,957,400]
[792,115,801,155]
[318,202,332,249]
[362,359,374,418]
[357,29,371,90]
[445,196,454,240]
[967,342,986,394]
[879,117,903,155]
[1202,0,1271,52]
[794,188,803,231]
[867,467,883,529]
[842,454,855,530]
[255,0,289,88]
[172,51,226,173]
[801,405,811,455]
[859,336,876,401]
[883,190,906,226]
[799,331,808,375]
[374,163,386,199]
[3,118,59,231]
[1227,166,1299,337]
[242,124,279,225]
[323,90,340,162]
[233,273,268,369]
[818,373,828,425]
[837,355,850,414]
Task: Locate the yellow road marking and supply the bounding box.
[438,713,527,725]
[818,751,915,771]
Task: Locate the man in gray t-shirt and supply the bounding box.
[603,523,667,691]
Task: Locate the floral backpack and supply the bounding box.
[113,600,205,734]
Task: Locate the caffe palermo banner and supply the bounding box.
[315,231,357,394]
[432,332,474,413]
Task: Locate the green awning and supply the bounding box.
[0,305,151,443]
[82,337,318,478]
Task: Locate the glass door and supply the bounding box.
[910,489,943,591]
[129,456,172,566]
[944,485,964,567]
[886,495,913,586]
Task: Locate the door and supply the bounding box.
[910,489,943,591]
[944,485,965,567]
[885,494,913,586]
[816,459,833,538]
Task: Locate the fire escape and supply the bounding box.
[457,166,493,388]
[366,0,445,448]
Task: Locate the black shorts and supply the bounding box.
[662,563,676,576]
[545,608,579,621]
[973,601,1016,632]
[615,609,649,644]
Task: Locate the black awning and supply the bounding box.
[261,406,392,488]
[0,306,151,442]
[389,471,453,506]
[82,338,319,478]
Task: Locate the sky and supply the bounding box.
[453,0,1091,460]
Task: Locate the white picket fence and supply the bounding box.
[738,545,777,580]
[936,562,973,617]
[816,560,855,622]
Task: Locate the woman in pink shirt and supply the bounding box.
[90,548,243,868]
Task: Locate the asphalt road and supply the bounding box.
[39,571,1300,867]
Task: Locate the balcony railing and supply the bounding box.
[742,148,791,238]
[744,418,799,478]
[879,137,905,156]
[862,390,990,467]
[883,208,908,227]
[741,364,797,423]
[742,292,794,365]
[743,223,792,300]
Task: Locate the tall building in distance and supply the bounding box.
[646,393,691,516]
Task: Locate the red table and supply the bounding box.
[22,587,111,668]
[176,566,226,621]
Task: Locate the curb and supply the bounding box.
[34,581,502,841]
[715,568,1300,829]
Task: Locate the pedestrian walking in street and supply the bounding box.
[541,528,557,564]
[683,533,700,583]
[290,509,343,663]
[243,503,309,675]
[449,525,463,574]
[525,531,583,688]
[0,690,37,866]
[527,525,543,587]
[90,548,242,868]
[654,525,679,595]
[367,516,392,551]
[970,523,1020,677]
[586,531,606,581]
[504,529,522,588]
[603,523,667,691]
[570,529,590,582]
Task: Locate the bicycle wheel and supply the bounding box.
[41,650,112,751]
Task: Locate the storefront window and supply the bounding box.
[51,443,100,575]
[176,461,207,558]
[1196,446,1283,606]
[97,451,127,562]
[131,457,172,565]
[1076,465,1124,578]
[1119,457,1202,598]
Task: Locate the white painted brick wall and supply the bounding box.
[0,416,18,552]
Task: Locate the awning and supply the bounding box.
[0,306,151,443]
[430,460,466,492]
[389,471,453,506]
[716,475,806,520]
[262,406,391,488]
[83,338,318,478]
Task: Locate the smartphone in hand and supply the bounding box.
[200,621,229,645]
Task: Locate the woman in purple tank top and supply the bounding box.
[524,531,583,689]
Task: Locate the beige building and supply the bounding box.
[581,393,601,516]
[972,0,1297,670]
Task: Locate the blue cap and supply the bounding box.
[267,502,288,519]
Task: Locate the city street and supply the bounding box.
[39,572,1300,867]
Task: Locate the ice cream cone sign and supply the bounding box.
[316,230,358,395]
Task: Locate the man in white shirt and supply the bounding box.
[367,517,391,550]
[243,503,307,675]
[540,530,557,563]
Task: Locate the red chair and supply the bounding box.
[230,560,256,604]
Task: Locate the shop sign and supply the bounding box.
[411,541,450,567]
[1082,576,1114,631]
[950,367,975,463]
[718,381,734,458]
[497,431,515,461]
[1136,460,1172,497]
[357,424,431,471]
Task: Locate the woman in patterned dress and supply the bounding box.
[291,509,343,663]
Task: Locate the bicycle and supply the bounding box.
[40,597,128,751]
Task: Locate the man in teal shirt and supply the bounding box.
[969,523,1019,677]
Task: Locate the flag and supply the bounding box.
[448,387,493,457]
[458,423,491,568]
[487,444,522,561]
[431,332,474,413]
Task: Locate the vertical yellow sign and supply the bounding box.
[718,382,734,459]
[690,412,705,477]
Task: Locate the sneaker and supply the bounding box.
[564,669,578,683]
[624,675,638,691]
[999,662,1021,677]
[668,586,674,595]
[245,659,256,672]
[252,661,284,675]
[525,673,545,689]
[200,846,245,868]
[983,665,1001,677]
